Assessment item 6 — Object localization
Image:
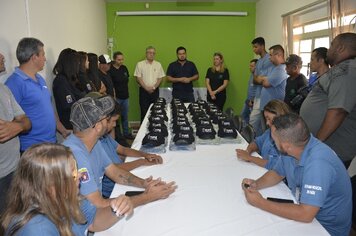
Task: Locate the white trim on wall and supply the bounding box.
[116,11,248,16]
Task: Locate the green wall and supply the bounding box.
[106,2,256,122]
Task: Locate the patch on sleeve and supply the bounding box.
[78,168,90,183]
[66,95,73,103]
[304,184,322,195]
[86,83,92,91]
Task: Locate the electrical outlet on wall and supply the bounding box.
[107,37,114,48]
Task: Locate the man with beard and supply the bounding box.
[167,46,199,103]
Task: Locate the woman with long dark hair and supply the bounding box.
[87,53,106,94]
[78,51,96,93]
[53,48,85,129]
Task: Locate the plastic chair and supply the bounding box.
[224,107,235,119]
[240,124,256,143]
[232,115,243,132]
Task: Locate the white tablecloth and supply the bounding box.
[96,107,329,236]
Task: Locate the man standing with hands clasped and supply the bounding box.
[166,46,199,103]
[242,113,351,236]
[134,46,165,122]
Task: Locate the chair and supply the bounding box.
[224,107,235,119]
[348,157,356,177]
[232,115,243,132]
[240,124,256,143]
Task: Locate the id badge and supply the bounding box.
[295,187,300,204]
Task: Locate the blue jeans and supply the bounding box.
[240,103,252,126]
[116,98,129,136]
[249,108,263,137]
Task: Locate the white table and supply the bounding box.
[96,107,329,236]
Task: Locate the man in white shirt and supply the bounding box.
[0,53,31,214]
[134,46,165,122]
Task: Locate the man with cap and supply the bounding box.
[63,95,176,209]
[83,92,164,199]
[99,54,116,98]
[284,54,307,113]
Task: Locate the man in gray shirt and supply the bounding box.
[0,52,31,215]
[300,33,356,167]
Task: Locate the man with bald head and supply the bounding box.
[300,32,356,168]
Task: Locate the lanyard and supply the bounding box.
[294,164,304,203]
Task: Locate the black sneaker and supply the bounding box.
[124,134,135,140]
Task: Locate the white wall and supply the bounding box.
[0,0,108,87]
[255,0,316,47]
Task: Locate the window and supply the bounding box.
[294,35,329,77]
[284,0,356,78]
[290,2,330,78]
[292,12,355,77]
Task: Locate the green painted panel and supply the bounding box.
[106,2,256,122]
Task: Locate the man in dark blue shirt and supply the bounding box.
[166,46,199,102]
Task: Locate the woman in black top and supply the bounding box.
[205,52,230,111]
[53,48,85,129]
[78,51,96,93]
[87,53,106,94]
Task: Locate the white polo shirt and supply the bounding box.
[134,60,165,87]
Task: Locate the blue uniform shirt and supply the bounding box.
[253,54,274,104]
[246,73,256,101]
[5,67,56,151]
[260,64,288,110]
[8,199,96,236]
[63,134,112,195]
[255,53,273,77]
[254,129,281,170]
[100,134,123,198]
[273,135,352,236]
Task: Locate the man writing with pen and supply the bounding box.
[241,113,351,236]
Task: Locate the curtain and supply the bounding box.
[282,15,293,56]
[281,0,328,55]
[329,0,356,40]
[330,0,345,39]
